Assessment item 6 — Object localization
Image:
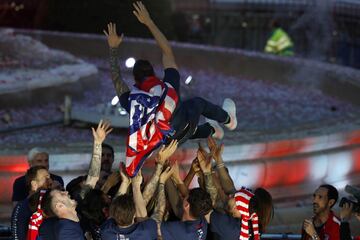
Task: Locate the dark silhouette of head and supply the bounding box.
[132,59,155,84]
[270,19,281,29]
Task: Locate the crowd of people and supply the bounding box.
[8,1,360,240]
[10,122,360,240]
[11,119,274,240]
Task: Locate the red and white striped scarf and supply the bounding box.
[125,76,178,177]
[234,188,260,240]
[27,190,47,240]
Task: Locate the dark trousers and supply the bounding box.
[171,97,229,141]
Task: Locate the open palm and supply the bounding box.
[133,1,152,26]
[92,119,113,143]
[103,22,123,48]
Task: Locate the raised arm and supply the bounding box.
[171,160,188,198]
[132,170,147,219]
[208,137,236,194]
[103,22,130,98]
[183,157,200,188]
[133,1,177,69]
[143,140,178,204]
[198,145,218,206]
[85,120,113,189]
[115,163,131,197]
[152,167,173,223]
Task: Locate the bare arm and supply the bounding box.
[133,1,177,69]
[165,180,182,219]
[143,140,178,204]
[132,171,147,218]
[104,22,130,97]
[208,137,236,194]
[101,171,121,194]
[152,167,173,222]
[115,164,131,197]
[85,120,113,188]
[142,163,163,205]
[183,158,200,188]
[198,148,218,206]
[171,161,188,198]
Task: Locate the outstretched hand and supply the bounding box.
[120,162,131,185]
[159,166,173,184]
[133,1,152,26]
[132,170,143,187]
[197,143,212,174]
[92,119,113,144]
[207,137,224,164]
[103,22,123,48]
[157,140,178,165]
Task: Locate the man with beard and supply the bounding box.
[11,166,53,240]
[301,184,340,240]
[42,189,84,240]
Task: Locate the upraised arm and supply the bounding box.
[152,166,173,223]
[171,160,188,198]
[132,170,147,219]
[143,140,178,204]
[103,22,130,97]
[133,1,177,69]
[86,120,113,188]
[198,145,218,206]
[115,163,131,197]
[208,137,236,194]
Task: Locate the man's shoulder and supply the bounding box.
[162,218,207,231]
[50,173,64,185]
[138,218,157,228]
[161,219,207,240]
[13,175,25,185]
[328,212,341,226]
[58,219,81,229]
[58,219,84,239]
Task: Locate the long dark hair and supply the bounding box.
[249,188,274,233]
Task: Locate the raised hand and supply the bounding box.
[190,157,201,173]
[207,137,224,164]
[340,202,353,221]
[133,1,152,26]
[92,119,113,144]
[197,143,212,174]
[157,140,178,165]
[133,170,143,187]
[101,171,120,194]
[103,22,123,48]
[120,162,131,185]
[159,166,173,184]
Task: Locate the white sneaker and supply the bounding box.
[222,98,237,130]
[206,119,224,140]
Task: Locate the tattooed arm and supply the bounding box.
[143,163,163,204]
[85,120,113,189]
[198,146,218,206]
[103,22,130,99]
[152,167,173,238]
[143,140,178,204]
[207,137,236,195]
